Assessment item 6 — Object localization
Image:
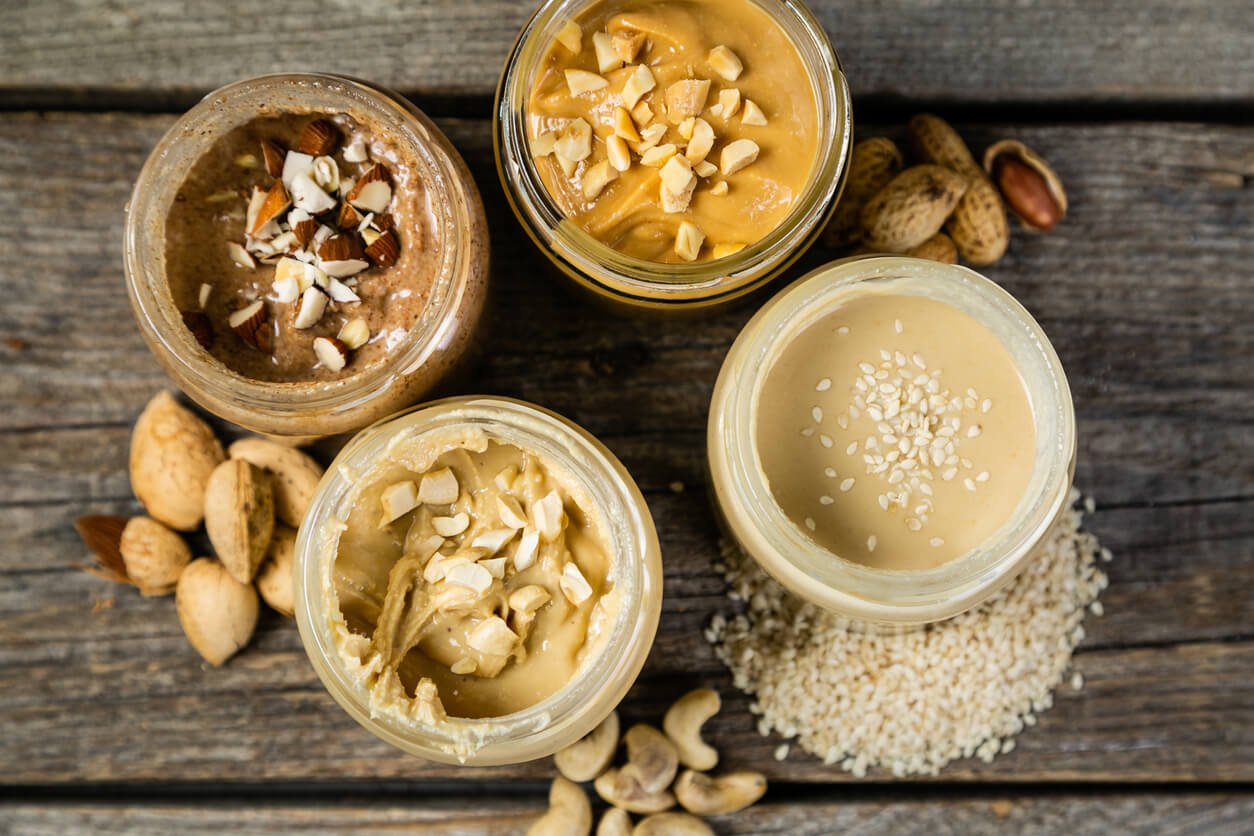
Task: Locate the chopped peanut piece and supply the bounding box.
[741,99,768,126]
[640,144,679,167]
[707,45,744,81]
[718,88,742,119]
[685,118,715,164]
[611,29,646,63]
[607,135,632,172]
[592,32,622,73]
[712,241,744,258]
[555,118,593,163]
[710,180,729,196]
[720,138,760,175]
[664,79,711,123]
[678,117,696,141]
[660,155,697,213]
[555,21,582,54]
[631,101,654,126]
[531,131,557,157]
[582,160,618,200]
[694,160,718,178]
[621,64,657,110]
[564,69,608,96]
[675,221,706,261]
[612,106,641,141]
[635,123,667,153]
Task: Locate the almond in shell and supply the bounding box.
[119,515,192,595]
[822,137,903,247]
[129,391,225,531]
[860,165,968,253]
[256,524,297,617]
[176,557,259,666]
[228,438,324,528]
[204,459,275,584]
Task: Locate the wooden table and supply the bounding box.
[1,1,1251,832]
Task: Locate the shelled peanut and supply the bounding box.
[75,391,324,665]
[823,114,1067,265]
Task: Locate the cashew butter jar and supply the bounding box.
[495,0,852,311]
[294,397,663,764]
[709,256,1076,624]
[125,73,489,439]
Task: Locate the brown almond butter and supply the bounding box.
[129,392,225,531]
[822,137,904,248]
[860,165,969,253]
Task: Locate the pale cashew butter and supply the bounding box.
[527,0,821,263]
[326,426,619,730]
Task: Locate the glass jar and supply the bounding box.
[708,256,1077,624]
[294,396,663,764]
[125,73,489,439]
[494,0,852,312]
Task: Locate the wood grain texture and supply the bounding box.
[4,793,1253,835]
[0,113,1251,786]
[1,1,1252,105]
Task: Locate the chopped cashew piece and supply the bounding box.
[592,31,623,73]
[494,466,518,491]
[707,45,744,81]
[719,138,760,175]
[664,79,711,123]
[677,117,696,141]
[445,560,493,594]
[675,221,705,262]
[528,777,592,836]
[467,615,518,656]
[635,123,667,152]
[555,20,582,54]
[450,657,477,675]
[379,481,419,525]
[612,106,642,141]
[497,494,529,529]
[509,584,551,622]
[513,527,541,570]
[640,143,678,167]
[418,467,459,505]
[685,118,714,164]
[565,69,608,96]
[607,135,632,173]
[555,710,619,782]
[432,513,470,537]
[717,88,742,119]
[471,528,517,554]
[532,491,565,541]
[620,64,657,110]
[481,557,507,579]
[741,99,768,126]
[583,160,619,200]
[555,118,594,163]
[560,562,593,604]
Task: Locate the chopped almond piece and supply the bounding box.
[664,79,710,124]
[292,286,328,329]
[228,300,270,350]
[318,234,362,263]
[248,182,290,237]
[707,45,744,81]
[674,221,705,261]
[564,69,608,96]
[582,160,618,200]
[364,228,400,267]
[720,138,760,175]
[741,99,768,126]
[612,106,641,141]
[592,32,622,73]
[313,336,348,372]
[710,181,730,196]
[556,154,578,178]
[606,135,632,172]
[343,140,369,164]
[611,29,645,63]
[337,201,363,230]
[630,100,654,126]
[555,118,593,163]
[620,64,656,110]
[718,88,742,119]
[640,144,678,167]
[289,174,336,216]
[685,118,715,164]
[228,241,256,269]
[274,257,305,285]
[296,119,339,156]
[555,20,582,54]
[346,163,392,214]
[260,140,285,178]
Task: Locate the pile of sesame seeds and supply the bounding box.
[707,489,1112,777]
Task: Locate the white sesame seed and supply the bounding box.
[1071,672,1084,690]
[812,406,824,423]
[912,354,926,369]
[816,377,832,392]
[846,442,858,456]
[866,535,877,552]
[819,495,834,505]
[907,518,922,531]
[840,478,855,492]
[824,467,837,478]
[964,478,977,492]
[1090,601,1104,616]
[878,494,889,510]
[820,434,834,448]
[942,468,958,481]
[801,427,815,437]
[981,398,992,413]
[977,471,990,483]
[895,319,903,334]
[930,537,945,547]
[804,517,816,531]
[774,743,790,761]
[837,326,849,335]
[968,425,983,438]
[859,362,875,375]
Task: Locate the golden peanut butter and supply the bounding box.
[527,0,820,263]
[757,294,1036,570]
[330,428,618,720]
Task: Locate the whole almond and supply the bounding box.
[119,516,192,596]
[822,137,903,248]
[228,438,324,528]
[129,391,225,531]
[860,165,969,253]
[906,232,959,264]
[908,113,983,178]
[256,524,297,617]
[204,459,274,584]
[984,139,1068,231]
[176,557,259,666]
[946,176,1010,265]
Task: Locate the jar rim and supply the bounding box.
[124,72,482,435]
[493,0,853,308]
[708,256,1077,623]
[294,396,663,764]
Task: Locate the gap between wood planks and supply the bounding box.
[1,88,1253,127]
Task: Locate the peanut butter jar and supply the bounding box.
[294,397,663,764]
[125,74,489,439]
[495,0,852,312]
[708,257,1077,624]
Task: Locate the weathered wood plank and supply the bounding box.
[1,1,1251,105]
[4,793,1253,836]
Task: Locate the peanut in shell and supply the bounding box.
[860,165,969,254]
[822,137,903,248]
[945,176,1010,265]
[908,113,983,178]
[906,233,959,264]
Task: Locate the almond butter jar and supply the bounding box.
[125,73,489,439]
[495,0,852,312]
[709,257,1076,625]
[294,397,663,764]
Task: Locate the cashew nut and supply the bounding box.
[663,688,721,771]
[596,806,632,836]
[621,724,678,793]
[528,776,592,836]
[594,768,676,815]
[555,710,620,782]
[673,769,767,816]
[633,812,713,836]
